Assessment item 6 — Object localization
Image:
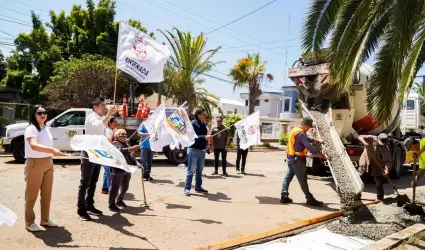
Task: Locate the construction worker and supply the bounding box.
[412,137,425,186]
[281,117,326,207]
[358,133,391,201]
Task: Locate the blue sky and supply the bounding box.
[5,0,418,102]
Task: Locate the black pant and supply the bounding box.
[373,176,384,200]
[236,149,248,170]
[108,171,131,205]
[214,149,227,173]
[77,152,101,211]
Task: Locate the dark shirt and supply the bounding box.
[211,125,230,149]
[190,118,208,149]
[112,141,138,172]
[287,131,321,162]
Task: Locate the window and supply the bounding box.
[407,100,415,110]
[283,98,291,112]
[234,108,237,114]
[227,110,233,115]
[245,100,248,106]
[53,111,86,127]
[255,100,260,106]
[264,99,269,102]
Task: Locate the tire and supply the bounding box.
[390,146,403,179]
[168,149,188,165]
[12,139,25,163]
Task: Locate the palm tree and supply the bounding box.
[229,53,273,115]
[302,0,425,124]
[160,28,222,114]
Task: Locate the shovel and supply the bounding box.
[365,147,410,206]
[404,160,424,216]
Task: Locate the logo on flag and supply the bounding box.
[133,37,152,61]
[170,115,186,132]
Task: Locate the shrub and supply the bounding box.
[262,142,271,147]
[279,133,288,145]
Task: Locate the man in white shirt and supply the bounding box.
[77,97,116,221]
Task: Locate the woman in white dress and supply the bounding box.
[24,105,63,232]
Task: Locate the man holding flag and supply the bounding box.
[184,108,212,196]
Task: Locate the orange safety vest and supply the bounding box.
[286,127,308,157]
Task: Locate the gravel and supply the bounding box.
[308,110,357,212]
[327,201,424,241]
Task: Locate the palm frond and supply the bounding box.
[302,0,342,53]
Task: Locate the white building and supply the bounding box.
[240,92,283,118]
[212,98,245,117]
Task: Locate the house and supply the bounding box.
[280,86,299,119]
[212,98,245,117]
[240,91,283,118]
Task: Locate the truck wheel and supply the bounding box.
[168,149,187,165]
[12,139,25,163]
[390,146,403,179]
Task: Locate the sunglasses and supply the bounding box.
[36,111,47,116]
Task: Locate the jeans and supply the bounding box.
[185,148,206,190]
[141,148,154,177]
[214,149,227,173]
[77,151,101,211]
[102,166,111,191]
[236,149,248,170]
[108,171,131,205]
[373,176,384,200]
[281,157,314,201]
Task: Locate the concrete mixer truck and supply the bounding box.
[287,61,425,178]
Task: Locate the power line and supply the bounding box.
[0,14,32,25]
[0,17,32,27]
[206,0,277,35]
[0,6,32,17]
[0,29,16,38]
[11,0,50,13]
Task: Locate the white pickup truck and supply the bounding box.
[1,108,188,164]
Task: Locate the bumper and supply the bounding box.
[1,137,12,152]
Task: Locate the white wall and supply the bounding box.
[243,99,282,118]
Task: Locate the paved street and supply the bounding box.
[0,151,421,250]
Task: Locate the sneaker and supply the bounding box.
[116,201,127,208]
[236,167,240,171]
[41,219,58,228]
[223,172,229,177]
[306,199,324,207]
[195,188,208,193]
[212,171,218,175]
[88,206,103,216]
[184,189,191,196]
[78,210,91,221]
[26,223,42,232]
[144,176,153,181]
[241,170,246,175]
[280,197,293,204]
[109,204,120,212]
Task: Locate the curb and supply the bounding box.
[362,223,425,250]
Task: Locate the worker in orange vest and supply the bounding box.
[281,117,327,207]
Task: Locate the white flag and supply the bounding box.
[165,107,197,149]
[139,104,172,152]
[116,22,170,83]
[234,111,260,150]
[70,135,138,173]
[0,204,17,227]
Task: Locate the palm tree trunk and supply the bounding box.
[248,96,256,115]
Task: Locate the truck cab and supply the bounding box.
[1,107,189,164]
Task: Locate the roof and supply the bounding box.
[240,91,282,100]
[219,98,244,106]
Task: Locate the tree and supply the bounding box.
[43,55,154,109]
[0,50,6,82]
[160,28,222,114]
[195,87,222,119]
[229,53,273,115]
[302,0,425,124]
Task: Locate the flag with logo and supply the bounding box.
[165,107,197,149]
[234,111,260,150]
[70,135,138,173]
[116,22,171,83]
[139,104,172,152]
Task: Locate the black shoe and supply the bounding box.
[88,206,103,216]
[280,196,293,204]
[144,176,153,181]
[116,201,127,208]
[78,210,92,221]
[223,172,229,177]
[212,171,218,175]
[306,199,324,207]
[236,167,240,171]
[241,170,246,175]
[109,204,120,212]
[195,188,208,193]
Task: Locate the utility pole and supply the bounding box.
[157,81,163,107]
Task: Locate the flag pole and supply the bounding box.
[113,67,118,104]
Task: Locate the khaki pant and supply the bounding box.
[24,157,54,226]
